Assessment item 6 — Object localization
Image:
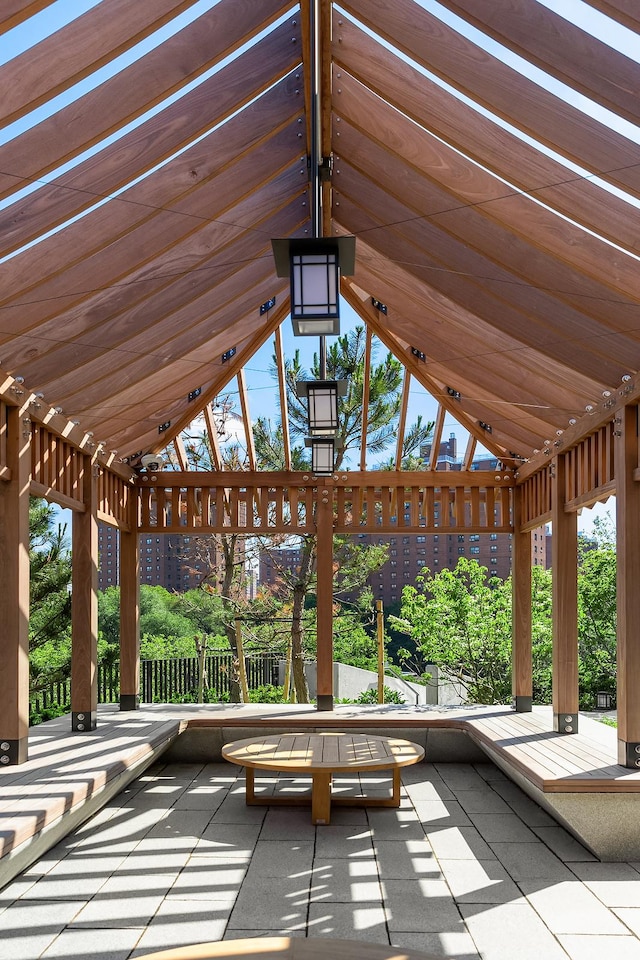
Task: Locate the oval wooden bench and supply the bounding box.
[222,731,425,824]
[137,936,439,960]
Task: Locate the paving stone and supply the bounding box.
[404,779,455,802]
[166,858,248,899]
[456,789,513,816]
[460,901,569,960]
[131,899,233,956]
[0,899,86,960]
[437,858,524,904]
[412,799,472,827]
[532,826,598,862]
[382,878,463,932]
[227,877,310,930]
[39,925,142,960]
[366,808,427,841]
[488,841,573,880]
[195,821,262,857]
[209,793,268,824]
[474,763,509,783]
[467,813,539,843]
[374,838,439,879]
[173,783,229,811]
[434,764,490,791]
[311,858,382,902]
[259,807,317,840]
[68,889,168,928]
[614,909,640,936]
[520,879,629,934]
[314,824,374,860]
[557,934,640,959]
[570,862,640,907]
[391,929,481,959]
[244,840,315,878]
[307,901,389,941]
[427,826,496,861]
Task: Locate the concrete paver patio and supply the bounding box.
[1,758,640,960]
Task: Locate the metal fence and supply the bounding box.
[30,653,281,713]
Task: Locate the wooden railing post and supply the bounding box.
[551,453,579,733]
[119,526,140,710]
[71,455,99,731]
[0,403,31,764]
[512,485,532,711]
[316,480,334,710]
[614,403,640,767]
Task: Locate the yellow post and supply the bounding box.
[235,618,250,703]
[377,599,385,704]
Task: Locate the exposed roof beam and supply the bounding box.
[237,368,256,471]
[395,371,410,469]
[359,326,372,471]
[274,325,292,471]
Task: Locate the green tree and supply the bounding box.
[578,546,616,708]
[392,558,513,704]
[29,499,73,688]
[253,326,433,702]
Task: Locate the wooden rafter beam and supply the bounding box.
[395,371,410,469]
[359,326,372,471]
[203,403,223,471]
[274,325,292,471]
[173,436,188,471]
[462,433,477,470]
[429,405,445,472]
[237,368,256,470]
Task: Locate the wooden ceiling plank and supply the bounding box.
[237,369,256,471]
[0,71,302,261]
[340,0,640,197]
[334,77,640,298]
[0,1,54,34]
[0,1,202,127]
[583,1,640,32]
[334,184,634,388]
[0,7,299,207]
[0,150,303,362]
[395,371,410,469]
[25,199,300,407]
[359,326,372,471]
[274,325,292,472]
[347,248,600,430]
[333,147,640,348]
[333,16,640,246]
[114,300,291,456]
[437,0,640,128]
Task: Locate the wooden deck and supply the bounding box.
[0,703,636,885]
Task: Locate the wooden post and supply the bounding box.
[235,617,249,703]
[614,403,640,767]
[512,486,532,711]
[315,480,334,710]
[551,454,579,733]
[0,404,31,764]
[71,456,98,731]
[119,527,140,709]
[377,599,385,704]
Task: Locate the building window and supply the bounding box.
[458,534,465,542]
[416,536,426,543]
[491,545,498,552]
[470,546,480,555]
[458,547,465,555]
[490,533,498,540]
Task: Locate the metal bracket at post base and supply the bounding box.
[618,741,640,768]
[316,695,333,711]
[120,694,140,711]
[513,696,532,713]
[553,712,578,734]
[72,711,97,732]
[0,738,28,765]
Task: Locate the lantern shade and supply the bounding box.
[310,438,335,475]
[296,380,347,436]
[271,237,356,337]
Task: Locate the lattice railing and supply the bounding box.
[136,471,514,534]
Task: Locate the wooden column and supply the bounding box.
[614,403,640,767]
[551,453,579,733]
[0,404,31,764]
[119,527,140,710]
[71,456,98,731]
[315,480,334,710]
[512,486,532,712]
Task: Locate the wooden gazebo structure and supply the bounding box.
[1,0,640,768]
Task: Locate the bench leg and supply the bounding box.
[311,771,332,825]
